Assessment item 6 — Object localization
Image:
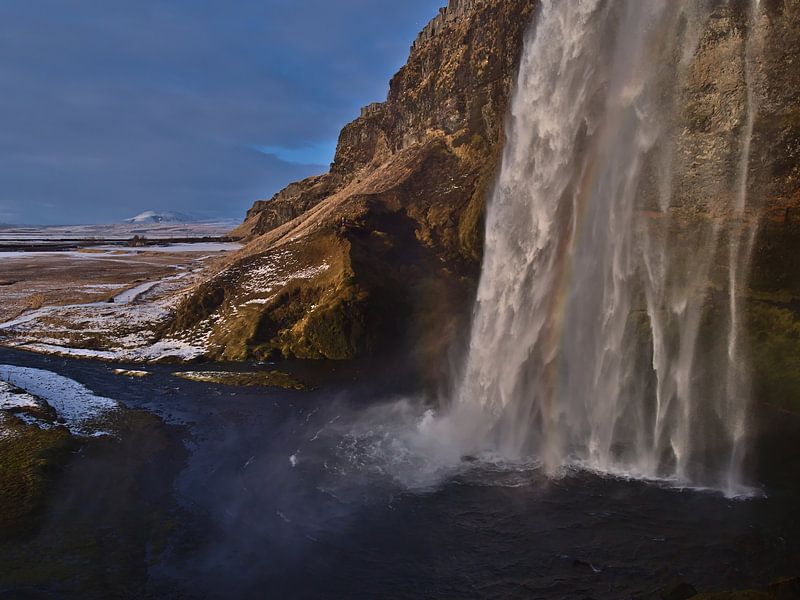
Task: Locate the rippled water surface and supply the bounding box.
[0,347,798,599]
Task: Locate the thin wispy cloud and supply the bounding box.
[252,141,339,167]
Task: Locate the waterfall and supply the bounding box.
[442,0,761,495]
[722,0,761,492]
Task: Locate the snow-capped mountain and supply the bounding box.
[123,211,194,224]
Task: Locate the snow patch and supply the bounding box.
[0,380,40,411]
[124,210,192,224]
[113,280,161,304]
[0,365,118,434]
[19,344,117,360]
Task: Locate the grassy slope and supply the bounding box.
[0,413,75,534]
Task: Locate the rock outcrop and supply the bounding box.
[170,0,538,376]
[170,0,800,406]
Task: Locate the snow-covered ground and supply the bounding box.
[0,235,330,364]
[0,242,241,261]
[0,365,118,435]
[0,380,41,411]
[0,219,238,242]
[113,280,163,304]
[0,254,220,362]
[97,242,240,254]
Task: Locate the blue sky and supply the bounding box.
[0,0,441,225]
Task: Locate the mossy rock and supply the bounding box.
[0,408,187,595]
[173,370,306,390]
[747,299,800,413]
[0,413,75,535]
[290,292,367,360]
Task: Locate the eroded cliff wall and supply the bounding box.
[169,0,800,408]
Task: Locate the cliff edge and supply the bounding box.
[168,0,538,376]
[168,0,800,409]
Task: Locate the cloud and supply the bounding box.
[252,140,339,167]
[0,0,441,224]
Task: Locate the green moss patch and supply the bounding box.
[112,368,151,378]
[0,413,74,534]
[747,300,800,413]
[173,370,306,390]
[0,408,188,595]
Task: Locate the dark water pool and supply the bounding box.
[0,347,798,599]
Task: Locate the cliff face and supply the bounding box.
[171,0,800,406]
[171,0,538,371]
[740,0,800,411]
[675,0,800,412]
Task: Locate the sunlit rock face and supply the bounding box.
[172,0,538,368]
[170,0,799,422]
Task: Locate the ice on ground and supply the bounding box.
[0,239,332,365]
[0,365,118,434]
[0,242,241,261]
[0,380,40,411]
[17,339,205,363]
[0,306,58,330]
[0,250,137,261]
[113,280,161,304]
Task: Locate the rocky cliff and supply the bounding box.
[170,0,538,376]
[169,0,800,407]
[743,0,800,412]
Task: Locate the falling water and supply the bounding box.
[441,0,761,495]
[723,0,761,492]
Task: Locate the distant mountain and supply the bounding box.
[124,211,194,224]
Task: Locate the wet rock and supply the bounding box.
[768,576,800,600]
[168,0,537,373]
[692,592,771,599]
[662,581,698,600]
[173,370,306,390]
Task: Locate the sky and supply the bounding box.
[0,0,442,225]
